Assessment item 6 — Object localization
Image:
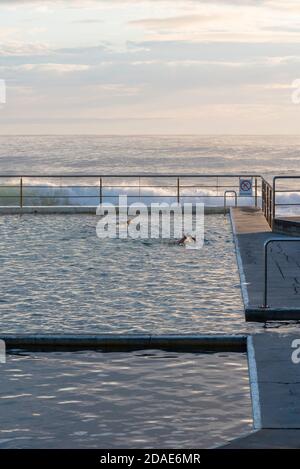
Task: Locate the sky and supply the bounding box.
[0,0,300,134]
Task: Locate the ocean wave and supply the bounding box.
[0,183,256,207]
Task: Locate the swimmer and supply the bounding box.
[176,234,196,246]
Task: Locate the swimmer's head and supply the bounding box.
[185,234,196,243]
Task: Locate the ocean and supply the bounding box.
[0,135,299,211]
[0,135,299,175]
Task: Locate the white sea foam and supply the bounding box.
[0,180,257,207]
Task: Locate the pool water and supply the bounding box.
[0,350,252,449]
[0,213,258,334]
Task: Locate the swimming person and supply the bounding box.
[176,234,196,246]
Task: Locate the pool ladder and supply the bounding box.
[223,190,237,216]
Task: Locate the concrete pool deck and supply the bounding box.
[230,207,300,321]
[223,333,300,449]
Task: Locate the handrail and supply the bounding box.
[0,174,265,209]
[262,238,300,308]
[0,173,263,178]
[273,176,300,221]
[223,190,237,216]
[4,172,300,229]
[261,177,273,228]
[20,177,23,209]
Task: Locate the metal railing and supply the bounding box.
[224,190,237,215]
[0,174,263,209]
[262,238,300,308]
[262,178,273,228]
[273,176,300,221]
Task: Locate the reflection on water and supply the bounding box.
[0,214,253,334]
[0,350,252,449]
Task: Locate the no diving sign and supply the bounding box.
[239,177,253,197]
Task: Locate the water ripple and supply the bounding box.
[0,351,252,449]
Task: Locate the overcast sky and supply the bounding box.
[0,0,300,134]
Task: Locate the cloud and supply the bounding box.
[261,83,295,89]
[0,41,51,57]
[129,14,222,30]
[1,0,300,134]
[86,83,143,96]
[19,63,91,73]
[0,0,271,3]
[127,4,300,44]
[71,19,103,24]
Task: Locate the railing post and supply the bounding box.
[266,184,268,220]
[268,187,272,225]
[270,188,272,226]
[255,177,258,207]
[267,186,270,223]
[263,241,269,308]
[269,187,272,227]
[177,177,180,204]
[139,176,141,201]
[20,177,23,208]
[224,190,237,216]
[272,177,276,231]
[99,177,103,205]
[270,187,273,228]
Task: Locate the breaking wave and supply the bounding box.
[0,178,299,214]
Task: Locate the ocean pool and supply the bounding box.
[0,350,252,449]
[0,213,257,334]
